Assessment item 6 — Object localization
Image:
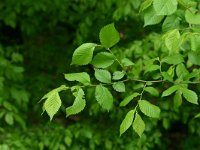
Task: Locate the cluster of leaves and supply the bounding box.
[41,0,200,138]
[0,46,28,128]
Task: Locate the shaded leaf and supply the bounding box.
[173,90,182,108]
[162,85,178,97]
[162,54,184,65]
[181,88,198,104]
[144,87,159,97]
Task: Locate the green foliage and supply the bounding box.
[1,0,200,149]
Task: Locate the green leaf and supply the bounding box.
[5,113,14,125]
[139,0,153,12]
[91,52,115,68]
[176,63,189,80]
[173,90,182,108]
[120,109,135,136]
[120,93,140,107]
[44,90,62,120]
[132,112,145,137]
[188,51,200,65]
[144,87,159,97]
[162,15,180,32]
[94,69,111,83]
[121,58,135,67]
[112,81,125,92]
[153,0,177,15]
[99,23,120,48]
[164,29,180,54]
[161,72,173,82]
[95,85,113,111]
[113,71,125,80]
[144,64,160,74]
[66,88,86,117]
[64,72,90,85]
[144,6,164,27]
[71,43,97,65]
[181,88,198,104]
[162,54,184,65]
[139,100,160,118]
[185,9,200,25]
[194,113,200,119]
[162,85,178,97]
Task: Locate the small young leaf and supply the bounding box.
[162,85,178,97]
[120,93,140,107]
[99,23,120,48]
[144,6,164,27]
[64,72,90,85]
[91,52,115,68]
[71,43,97,65]
[120,109,135,136]
[113,71,125,80]
[162,54,184,65]
[94,69,111,83]
[139,0,152,12]
[173,90,182,108]
[66,88,86,117]
[181,88,198,104]
[164,29,180,54]
[132,112,145,137]
[139,100,160,118]
[121,58,135,67]
[95,85,113,111]
[185,9,200,25]
[44,90,62,120]
[153,0,177,15]
[5,113,14,125]
[112,81,125,92]
[144,87,159,97]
